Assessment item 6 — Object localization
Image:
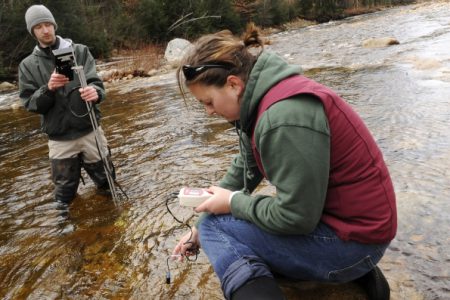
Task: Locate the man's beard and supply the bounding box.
[39,35,56,48]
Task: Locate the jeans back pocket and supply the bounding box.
[328,255,375,282]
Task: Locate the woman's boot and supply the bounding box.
[354,266,390,300]
[231,276,285,300]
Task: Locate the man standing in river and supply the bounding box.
[18,5,113,205]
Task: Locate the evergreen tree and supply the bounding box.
[0,0,34,80]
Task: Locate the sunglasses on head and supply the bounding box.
[182,64,231,81]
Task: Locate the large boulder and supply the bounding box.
[362,37,400,48]
[0,81,16,92]
[164,38,193,67]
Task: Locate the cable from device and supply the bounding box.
[165,192,200,284]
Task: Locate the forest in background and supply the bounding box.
[0,0,420,81]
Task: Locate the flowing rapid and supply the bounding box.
[0,1,449,299]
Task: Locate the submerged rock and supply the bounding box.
[362,37,400,48]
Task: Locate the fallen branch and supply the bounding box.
[168,13,222,32]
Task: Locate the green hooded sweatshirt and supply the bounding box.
[198,52,331,235]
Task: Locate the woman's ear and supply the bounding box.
[227,75,245,97]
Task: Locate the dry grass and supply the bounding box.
[344,5,388,17]
[99,44,166,80]
[114,44,165,73]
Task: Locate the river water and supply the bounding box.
[0,1,449,299]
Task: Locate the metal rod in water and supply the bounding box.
[73,65,119,206]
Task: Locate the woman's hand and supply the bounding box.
[195,186,232,215]
[172,227,200,262]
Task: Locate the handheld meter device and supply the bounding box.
[52,47,75,81]
[178,187,212,207]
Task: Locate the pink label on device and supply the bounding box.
[184,188,204,195]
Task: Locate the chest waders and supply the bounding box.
[82,153,116,195]
[51,157,81,204]
[51,153,116,204]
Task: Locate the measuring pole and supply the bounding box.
[72,65,119,206]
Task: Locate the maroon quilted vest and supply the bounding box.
[251,75,397,243]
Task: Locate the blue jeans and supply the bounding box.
[198,214,389,300]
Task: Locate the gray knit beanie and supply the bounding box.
[25,5,58,35]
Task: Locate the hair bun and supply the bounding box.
[242,22,263,48]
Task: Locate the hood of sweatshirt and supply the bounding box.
[239,51,301,134]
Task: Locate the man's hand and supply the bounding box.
[79,86,99,102]
[47,71,69,91]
